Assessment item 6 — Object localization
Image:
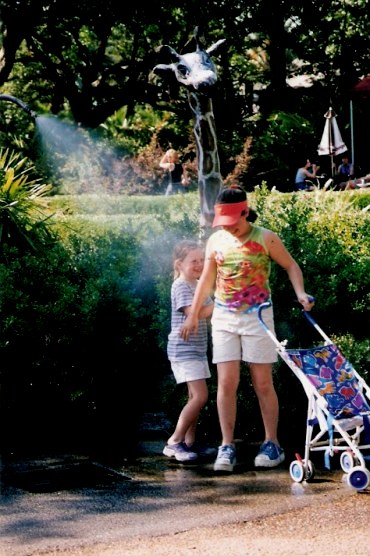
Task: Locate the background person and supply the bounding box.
[159,148,190,196]
[295,158,318,191]
[336,154,355,190]
[163,239,215,462]
[338,173,370,190]
[180,186,315,473]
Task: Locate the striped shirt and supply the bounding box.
[167,278,213,362]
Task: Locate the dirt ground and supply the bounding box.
[0,434,370,556]
[29,490,370,556]
[2,439,370,556]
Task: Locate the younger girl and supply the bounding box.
[163,240,215,462]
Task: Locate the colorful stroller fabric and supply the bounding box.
[287,344,370,419]
[257,301,370,489]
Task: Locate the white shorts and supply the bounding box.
[211,306,278,364]
[170,359,211,384]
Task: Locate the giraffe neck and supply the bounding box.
[188,91,223,229]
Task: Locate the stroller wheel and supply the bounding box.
[304,460,315,481]
[289,460,304,483]
[347,466,370,491]
[340,451,355,473]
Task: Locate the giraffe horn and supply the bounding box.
[193,26,200,40]
[206,39,227,57]
[193,26,206,49]
[155,44,181,63]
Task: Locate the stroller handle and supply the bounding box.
[258,297,332,345]
[302,296,331,343]
[258,298,316,330]
[257,301,273,333]
[257,301,280,345]
[303,296,316,326]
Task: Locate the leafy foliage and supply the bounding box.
[0,187,369,455]
[1,2,370,189]
[0,149,55,255]
[254,186,370,345]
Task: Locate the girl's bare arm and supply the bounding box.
[180,257,217,340]
[264,230,315,311]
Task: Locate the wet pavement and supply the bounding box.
[1,433,367,556]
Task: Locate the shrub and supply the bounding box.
[1,188,369,455]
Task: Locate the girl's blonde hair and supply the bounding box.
[172,239,202,280]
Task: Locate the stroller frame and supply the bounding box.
[258,301,370,491]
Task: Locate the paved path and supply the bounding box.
[1,441,370,555]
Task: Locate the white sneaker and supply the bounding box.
[213,445,236,472]
[163,442,198,462]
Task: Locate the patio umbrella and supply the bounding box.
[352,75,370,97]
[317,107,347,177]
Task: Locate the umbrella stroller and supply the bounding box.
[258,301,370,491]
[317,107,348,177]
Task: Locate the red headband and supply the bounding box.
[212,201,248,228]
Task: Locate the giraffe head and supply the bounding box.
[153,29,226,96]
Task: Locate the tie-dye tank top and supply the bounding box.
[207,224,271,313]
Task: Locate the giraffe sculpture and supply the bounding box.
[153,28,226,234]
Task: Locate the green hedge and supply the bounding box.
[1,188,369,457]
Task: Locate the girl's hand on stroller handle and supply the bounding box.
[302,296,316,327]
[298,295,315,312]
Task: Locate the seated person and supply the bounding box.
[339,174,370,190]
[295,158,318,191]
[336,154,355,189]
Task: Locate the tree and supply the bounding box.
[1,1,370,185]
